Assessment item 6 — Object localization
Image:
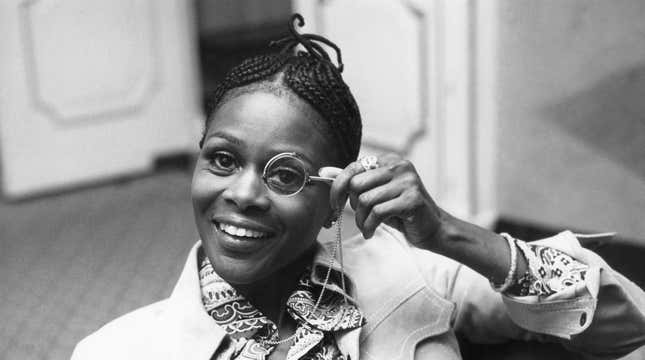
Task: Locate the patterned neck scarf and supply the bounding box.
[197,247,364,360]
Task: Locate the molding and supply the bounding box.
[294,0,498,223]
[18,0,161,124]
[314,0,429,155]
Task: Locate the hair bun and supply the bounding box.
[270,13,345,73]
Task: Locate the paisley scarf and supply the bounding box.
[198,247,364,360]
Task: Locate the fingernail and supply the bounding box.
[319,166,342,178]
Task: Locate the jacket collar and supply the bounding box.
[162,242,227,359]
[311,240,360,305]
[312,240,363,359]
[162,241,361,359]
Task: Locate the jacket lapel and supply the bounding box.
[311,241,366,359]
[162,241,228,359]
[335,327,361,360]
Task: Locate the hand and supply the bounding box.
[320,154,444,249]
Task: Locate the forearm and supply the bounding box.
[427,210,528,287]
[441,223,645,357]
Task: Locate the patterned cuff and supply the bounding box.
[506,239,588,297]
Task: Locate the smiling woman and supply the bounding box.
[71,14,645,360]
[193,90,335,287]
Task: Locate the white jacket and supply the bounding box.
[72,226,645,359]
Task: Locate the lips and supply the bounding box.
[218,222,271,238]
[210,216,278,254]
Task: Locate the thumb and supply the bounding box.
[318,166,343,179]
[319,166,347,210]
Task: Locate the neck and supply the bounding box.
[233,247,316,323]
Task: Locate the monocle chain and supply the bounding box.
[261,209,346,346]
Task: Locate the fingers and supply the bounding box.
[353,181,403,233]
[329,154,401,209]
[327,154,429,239]
[328,161,365,209]
[348,167,395,209]
[361,193,418,239]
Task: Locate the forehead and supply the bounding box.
[205,91,336,166]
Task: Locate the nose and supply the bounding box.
[221,166,271,212]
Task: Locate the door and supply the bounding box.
[0,0,203,199]
[293,0,498,225]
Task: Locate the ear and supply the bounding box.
[323,209,338,229]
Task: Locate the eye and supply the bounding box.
[272,167,300,185]
[207,151,238,174]
[265,165,305,194]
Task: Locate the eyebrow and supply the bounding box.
[204,131,317,167]
[204,131,243,146]
[291,151,315,166]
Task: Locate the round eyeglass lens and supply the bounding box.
[263,154,309,196]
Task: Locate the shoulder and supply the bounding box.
[71,300,169,360]
[340,226,460,355]
[343,224,462,300]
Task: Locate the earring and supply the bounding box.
[323,209,340,228]
[324,216,336,228]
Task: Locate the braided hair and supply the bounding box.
[201,14,362,167]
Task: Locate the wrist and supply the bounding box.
[425,212,515,282]
[421,209,460,254]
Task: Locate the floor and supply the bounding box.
[0,169,198,360]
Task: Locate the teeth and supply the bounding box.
[218,223,269,238]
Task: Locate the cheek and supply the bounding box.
[191,170,222,214]
[190,172,207,210]
[280,191,330,240]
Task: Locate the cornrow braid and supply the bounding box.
[204,53,290,121]
[201,14,362,167]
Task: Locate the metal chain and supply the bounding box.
[261,209,344,346]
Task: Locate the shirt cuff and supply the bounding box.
[500,231,604,339]
[508,239,588,298]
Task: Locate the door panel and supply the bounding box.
[313,0,426,153]
[293,0,498,224]
[0,0,202,198]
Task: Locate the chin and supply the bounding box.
[199,223,317,285]
[218,259,271,285]
[201,241,276,285]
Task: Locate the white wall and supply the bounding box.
[496,0,645,241]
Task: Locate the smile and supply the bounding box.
[218,222,271,239]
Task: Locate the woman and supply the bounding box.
[72,15,645,360]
